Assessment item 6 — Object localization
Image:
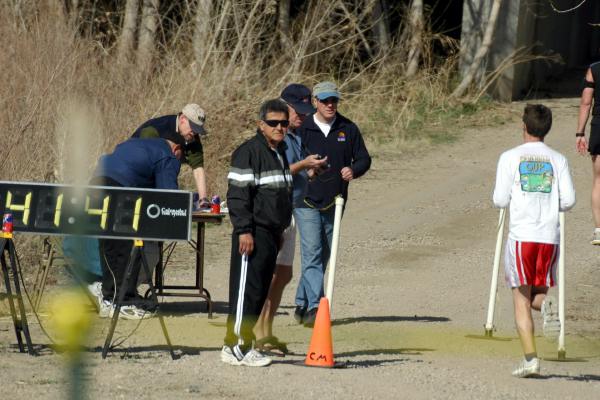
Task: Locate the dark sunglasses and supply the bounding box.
[318,97,339,104]
[263,119,289,128]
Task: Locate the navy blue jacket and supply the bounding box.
[93,138,181,190]
[132,114,204,169]
[297,113,371,209]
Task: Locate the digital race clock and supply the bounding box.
[0,181,192,241]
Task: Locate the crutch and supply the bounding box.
[325,196,345,318]
[558,211,566,360]
[484,208,506,337]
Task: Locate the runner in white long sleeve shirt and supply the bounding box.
[492,104,575,378]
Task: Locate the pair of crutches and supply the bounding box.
[484,208,566,360]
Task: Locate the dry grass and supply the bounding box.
[0,1,505,271]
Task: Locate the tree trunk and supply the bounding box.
[452,0,502,98]
[224,0,264,78]
[405,0,423,78]
[193,0,212,68]
[117,0,139,64]
[137,0,160,74]
[278,0,291,49]
[372,0,390,55]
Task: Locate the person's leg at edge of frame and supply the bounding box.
[591,155,600,244]
[511,285,540,378]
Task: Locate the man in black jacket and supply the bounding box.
[221,99,293,367]
[294,81,371,326]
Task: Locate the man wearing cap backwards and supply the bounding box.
[132,104,210,208]
[294,81,371,327]
[253,84,328,354]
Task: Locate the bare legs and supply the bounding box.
[254,264,292,340]
[512,285,548,356]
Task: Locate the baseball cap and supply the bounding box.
[182,103,207,135]
[281,84,315,115]
[313,81,340,100]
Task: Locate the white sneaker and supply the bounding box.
[542,295,560,340]
[99,299,113,318]
[591,230,600,245]
[512,357,540,378]
[240,348,272,367]
[109,304,153,320]
[220,346,242,366]
[87,281,104,311]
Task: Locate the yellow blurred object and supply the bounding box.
[49,289,92,353]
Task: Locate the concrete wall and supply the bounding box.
[460,0,523,100]
[461,0,600,100]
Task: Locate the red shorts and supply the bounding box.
[504,238,558,288]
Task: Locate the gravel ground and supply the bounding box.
[1,98,599,399]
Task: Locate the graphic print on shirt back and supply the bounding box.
[519,156,553,193]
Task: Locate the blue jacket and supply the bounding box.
[283,131,309,207]
[297,113,371,210]
[93,138,181,190]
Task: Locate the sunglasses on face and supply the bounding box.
[263,119,289,128]
[318,97,339,105]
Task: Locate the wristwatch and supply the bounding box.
[576,132,585,137]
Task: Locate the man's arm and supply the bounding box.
[558,158,576,212]
[577,68,594,154]
[289,155,328,175]
[227,146,256,254]
[348,128,371,180]
[493,153,511,208]
[193,167,208,200]
[185,142,208,204]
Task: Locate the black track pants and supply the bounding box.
[224,227,279,351]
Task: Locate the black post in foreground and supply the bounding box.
[0,235,35,355]
[101,240,175,360]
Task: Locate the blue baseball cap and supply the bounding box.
[313,81,340,100]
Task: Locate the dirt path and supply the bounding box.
[1,98,600,399]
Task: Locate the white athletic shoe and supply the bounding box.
[512,357,540,378]
[220,346,242,366]
[87,281,102,305]
[240,349,272,367]
[591,230,600,245]
[99,300,112,318]
[220,346,272,367]
[108,303,152,320]
[87,281,102,298]
[542,295,560,340]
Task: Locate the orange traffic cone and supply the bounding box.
[304,297,334,367]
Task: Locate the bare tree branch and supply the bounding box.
[371,0,390,55]
[548,0,587,13]
[117,0,139,63]
[137,0,160,74]
[452,0,502,98]
[406,0,423,77]
[193,0,212,67]
[278,0,291,48]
